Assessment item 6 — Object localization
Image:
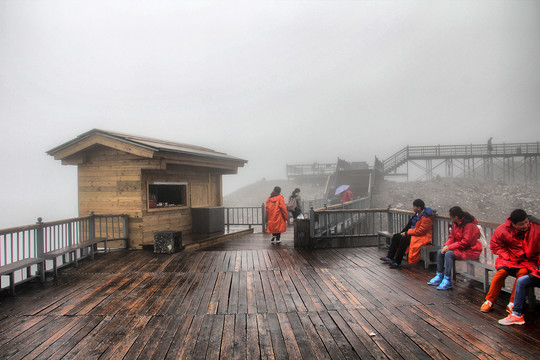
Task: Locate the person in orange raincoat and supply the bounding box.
[265,186,288,243]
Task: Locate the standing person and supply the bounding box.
[265,186,288,243]
[380,199,434,268]
[287,188,303,220]
[340,187,353,202]
[428,206,482,290]
[483,209,540,313]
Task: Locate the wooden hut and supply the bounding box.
[47,129,247,249]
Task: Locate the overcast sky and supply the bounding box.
[1,1,539,227]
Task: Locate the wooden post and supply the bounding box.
[35,217,44,258]
[261,203,266,233]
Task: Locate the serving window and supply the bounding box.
[148,182,187,209]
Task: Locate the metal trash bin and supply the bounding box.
[154,231,184,254]
[294,219,311,248]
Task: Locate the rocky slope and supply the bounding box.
[225,177,540,224]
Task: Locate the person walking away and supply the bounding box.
[380,199,434,268]
[483,209,540,313]
[428,206,482,290]
[287,188,303,220]
[266,186,288,243]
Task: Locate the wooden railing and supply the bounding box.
[1,213,128,290]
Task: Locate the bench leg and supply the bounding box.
[39,262,45,282]
[53,258,58,279]
[483,269,491,293]
[528,287,536,312]
[10,273,15,296]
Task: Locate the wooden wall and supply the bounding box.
[77,146,224,249]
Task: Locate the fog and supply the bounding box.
[1,1,539,227]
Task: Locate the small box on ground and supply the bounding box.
[154,231,183,254]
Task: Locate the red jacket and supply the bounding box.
[340,189,353,202]
[266,195,288,234]
[445,217,482,260]
[491,217,540,271]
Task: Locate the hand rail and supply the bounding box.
[1,213,129,290]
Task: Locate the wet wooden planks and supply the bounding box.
[0,232,539,359]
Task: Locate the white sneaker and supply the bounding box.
[270,236,276,243]
[275,238,281,243]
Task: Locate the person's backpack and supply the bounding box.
[287,196,297,212]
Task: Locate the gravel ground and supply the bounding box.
[225,177,540,224]
[371,178,540,224]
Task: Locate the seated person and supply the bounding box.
[481,209,540,313]
[380,199,434,268]
[499,251,540,325]
[427,206,482,290]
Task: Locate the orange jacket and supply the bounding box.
[406,215,434,263]
[266,195,288,234]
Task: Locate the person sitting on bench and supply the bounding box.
[499,246,540,326]
[483,209,540,313]
[380,199,434,269]
[427,206,482,290]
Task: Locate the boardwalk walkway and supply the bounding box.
[0,228,539,359]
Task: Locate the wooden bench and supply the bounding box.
[44,237,107,278]
[0,258,45,295]
[377,231,393,249]
[379,231,439,269]
[453,258,536,311]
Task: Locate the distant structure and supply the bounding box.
[382,142,540,182]
[286,158,382,204]
[47,129,247,249]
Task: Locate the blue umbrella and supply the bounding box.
[335,185,350,195]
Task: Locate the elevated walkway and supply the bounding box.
[383,142,540,182]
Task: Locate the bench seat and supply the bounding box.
[0,257,45,295]
[44,237,107,278]
[453,258,536,311]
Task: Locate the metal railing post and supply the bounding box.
[122,215,129,249]
[387,211,394,234]
[309,207,315,249]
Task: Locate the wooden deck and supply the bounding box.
[1,228,539,359]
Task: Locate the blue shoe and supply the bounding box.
[389,262,401,269]
[380,257,392,263]
[427,272,444,286]
[437,276,453,290]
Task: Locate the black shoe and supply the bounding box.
[380,257,392,263]
[389,262,401,268]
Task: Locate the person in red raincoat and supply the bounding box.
[340,188,353,202]
[482,209,540,313]
[265,186,288,243]
[427,206,482,290]
[498,210,540,325]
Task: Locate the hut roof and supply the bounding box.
[47,129,247,170]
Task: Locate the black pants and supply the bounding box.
[386,233,411,265]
